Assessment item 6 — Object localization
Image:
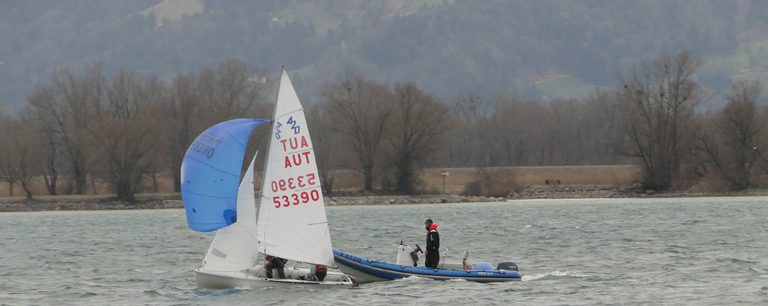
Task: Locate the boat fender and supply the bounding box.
[496,262,518,271]
[409,251,419,267]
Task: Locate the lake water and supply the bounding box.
[1,197,767,305]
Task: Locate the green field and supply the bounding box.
[274,0,452,35]
[534,74,606,100]
[698,41,768,89]
[535,40,768,101]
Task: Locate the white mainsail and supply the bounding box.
[200,153,260,271]
[255,69,335,267]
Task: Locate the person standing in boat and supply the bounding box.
[265,255,287,278]
[424,219,440,268]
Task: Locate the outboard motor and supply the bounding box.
[396,242,422,267]
[496,262,518,271]
[409,250,419,266]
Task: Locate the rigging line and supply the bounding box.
[292,185,321,193]
[262,203,329,257]
[221,214,259,257]
[181,189,237,200]
[282,147,314,155]
[182,154,244,175]
[211,236,252,264]
[275,108,306,120]
[226,233,259,263]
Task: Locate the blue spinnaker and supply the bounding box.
[181,119,268,232]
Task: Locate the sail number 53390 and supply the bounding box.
[271,174,316,192]
[273,189,320,208]
[271,173,319,208]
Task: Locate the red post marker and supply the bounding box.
[441,170,449,193]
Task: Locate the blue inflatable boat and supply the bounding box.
[333,244,521,283]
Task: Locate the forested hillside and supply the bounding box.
[3,1,768,199]
[2,0,768,111]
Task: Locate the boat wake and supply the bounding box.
[522,271,589,281]
[393,275,432,282]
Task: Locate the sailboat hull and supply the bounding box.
[194,267,357,289]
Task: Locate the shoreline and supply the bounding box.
[1,186,767,212]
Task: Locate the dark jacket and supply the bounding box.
[426,228,440,252]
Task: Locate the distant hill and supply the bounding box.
[2,0,768,111]
[141,0,204,24]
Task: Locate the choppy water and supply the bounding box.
[1,197,767,305]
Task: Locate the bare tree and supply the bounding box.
[0,114,43,199]
[163,60,270,192]
[90,70,164,201]
[696,80,765,190]
[22,89,61,195]
[582,88,627,165]
[388,82,453,193]
[163,73,200,192]
[320,73,393,191]
[619,51,709,191]
[753,105,768,185]
[446,90,490,167]
[489,94,547,167]
[196,59,271,125]
[306,102,343,194]
[27,64,104,195]
[541,98,581,165]
[0,108,18,195]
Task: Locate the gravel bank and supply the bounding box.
[2,186,767,212]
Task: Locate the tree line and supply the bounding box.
[1,51,767,201]
[1,59,271,200]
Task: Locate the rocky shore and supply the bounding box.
[510,185,768,199]
[324,194,503,205]
[1,185,767,212]
[0,194,502,212]
[0,196,186,212]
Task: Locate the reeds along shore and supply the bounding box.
[0,165,641,197]
[2,165,767,211]
[2,186,768,213]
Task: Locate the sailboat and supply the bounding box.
[181,69,357,289]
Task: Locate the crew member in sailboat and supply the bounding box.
[316,265,327,281]
[424,219,440,269]
[298,265,327,281]
[265,255,288,278]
